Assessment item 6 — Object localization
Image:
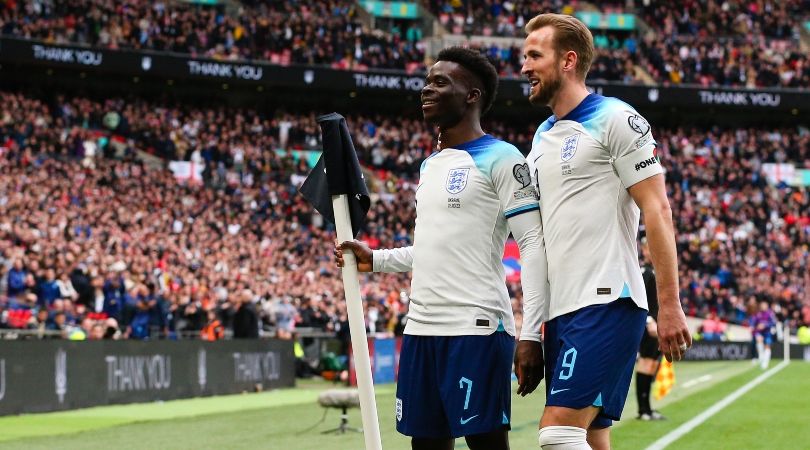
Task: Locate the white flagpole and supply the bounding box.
[782,320,790,362]
[332,193,383,450]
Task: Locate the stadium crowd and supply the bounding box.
[0,89,424,342]
[0,89,808,343]
[2,0,809,87]
[637,0,810,88]
[0,0,426,71]
[425,0,810,88]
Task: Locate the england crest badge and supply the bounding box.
[561,133,580,162]
[446,168,470,194]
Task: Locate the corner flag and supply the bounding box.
[299,113,382,450]
[653,359,675,400]
[299,113,370,237]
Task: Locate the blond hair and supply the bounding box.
[525,13,594,79]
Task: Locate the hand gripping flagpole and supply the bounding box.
[332,194,383,450]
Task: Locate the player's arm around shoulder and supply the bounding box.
[486,143,547,324]
[509,209,549,397]
[492,145,549,397]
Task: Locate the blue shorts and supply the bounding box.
[756,332,773,345]
[544,298,647,428]
[395,332,514,438]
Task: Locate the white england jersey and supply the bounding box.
[528,94,663,320]
[374,135,540,336]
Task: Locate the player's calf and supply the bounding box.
[411,437,453,450]
[464,428,509,450]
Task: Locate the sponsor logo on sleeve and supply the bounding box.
[635,134,653,149]
[512,163,532,188]
[628,115,651,136]
[634,149,660,171]
[513,186,538,201]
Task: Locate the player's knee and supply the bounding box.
[538,426,591,449]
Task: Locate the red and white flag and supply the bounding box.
[168,161,203,185]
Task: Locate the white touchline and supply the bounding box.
[645,361,789,450]
[681,374,712,389]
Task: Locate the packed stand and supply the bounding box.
[0,90,808,343]
[638,0,810,88]
[0,90,354,341]
[0,90,534,341]
[0,0,426,71]
[657,126,810,336]
[424,0,625,37]
[424,0,810,88]
[5,1,810,87]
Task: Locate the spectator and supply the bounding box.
[201,309,225,341]
[7,259,27,298]
[273,296,298,337]
[700,312,727,341]
[36,269,61,308]
[88,323,106,340]
[232,290,259,339]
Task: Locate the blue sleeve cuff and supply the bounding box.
[504,204,540,219]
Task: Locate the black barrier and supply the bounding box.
[683,341,810,361]
[682,341,754,361]
[1,37,807,112]
[0,339,294,416]
[771,342,810,361]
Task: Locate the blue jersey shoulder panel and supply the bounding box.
[419,151,441,175]
[455,134,522,178]
[532,117,555,147]
[547,94,639,143]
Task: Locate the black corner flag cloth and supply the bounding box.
[299,113,370,237]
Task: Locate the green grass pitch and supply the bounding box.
[1,361,808,449]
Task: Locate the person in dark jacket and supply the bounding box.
[232,289,259,338]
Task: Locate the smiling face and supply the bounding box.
[421,61,478,128]
[521,26,564,107]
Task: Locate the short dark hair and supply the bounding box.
[436,46,499,115]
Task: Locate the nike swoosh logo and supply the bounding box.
[460,414,479,425]
[550,388,570,395]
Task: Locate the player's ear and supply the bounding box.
[467,88,482,105]
[562,50,577,73]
